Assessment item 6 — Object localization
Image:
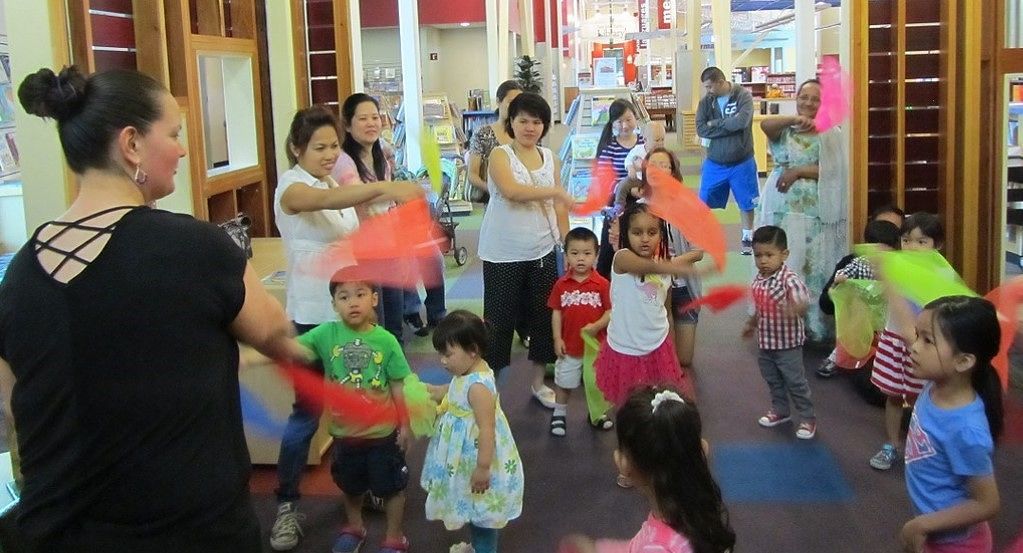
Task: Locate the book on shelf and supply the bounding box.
[0,131,17,175]
[567,170,593,202]
[590,96,616,127]
[422,97,448,119]
[571,136,599,160]
[565,97,581,126]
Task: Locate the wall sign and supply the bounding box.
[657,0,674,30]
[638,0,650,49]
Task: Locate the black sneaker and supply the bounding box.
[816,359,838,378]
[404,313,424,330]
[740,238,753,255]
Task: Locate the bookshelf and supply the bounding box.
[291,0,355,112]
[765,72,796,97]
[637,91,677,131]
[462,110,499,142]
[62,1,276,237]
[0,40,19,186]
[364,63,402,96]
[558,88,649,232]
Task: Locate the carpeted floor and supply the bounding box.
[248,200,1023,553]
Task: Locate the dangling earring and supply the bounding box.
[133,165,148,186]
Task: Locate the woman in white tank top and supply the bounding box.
[478,93,574,409]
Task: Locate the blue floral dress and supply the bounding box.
[420,367,523,530]
[758,127,847,343]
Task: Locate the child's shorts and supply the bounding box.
[870,329,924,398]
[670,285,700,324]
[554,355,583,389]
[331,432,409,499]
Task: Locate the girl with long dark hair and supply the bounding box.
[560,386,736,553]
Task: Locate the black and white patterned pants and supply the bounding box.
[482,249,558,371]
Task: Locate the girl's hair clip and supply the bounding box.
[651,390,685,413]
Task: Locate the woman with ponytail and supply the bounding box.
[594,99,642,278]
[894,295,1003,553]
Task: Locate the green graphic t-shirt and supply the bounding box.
[298,322,412,438]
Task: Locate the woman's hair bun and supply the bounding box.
[18,66,88,122]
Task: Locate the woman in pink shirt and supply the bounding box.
[560,387,736,553]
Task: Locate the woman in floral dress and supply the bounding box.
[757,79,848,344]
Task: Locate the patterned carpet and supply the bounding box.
[248,192,1023,552]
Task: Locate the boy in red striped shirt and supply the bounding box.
[742,226,817,439]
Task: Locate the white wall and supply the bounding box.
[438,27,490,107]
[362,26,491,110]
[819,7,841,55]
[266,0,300,179]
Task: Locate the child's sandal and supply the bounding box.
[550,414,567,437]
[589,415,614,431]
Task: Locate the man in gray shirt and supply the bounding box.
[696,66,759,254]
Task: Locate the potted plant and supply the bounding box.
[514,55,542,93]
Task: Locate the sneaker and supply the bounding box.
[531,384,557,409]
[450,543,475,553]
[757,410,791,427]
[796,420,817,439]
[816,359,838,378]
[269,502,305,551]
[869,444,899,470]
[332,528,367,553]
[740,238,753,255]
[404,313,424,330]
[378,536,410,553]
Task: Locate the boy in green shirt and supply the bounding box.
[297,271,412,553]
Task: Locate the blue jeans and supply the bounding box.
[402,246,447,324]
[276,322,323,503]
[377,286,405,346]
[470,524,498,553]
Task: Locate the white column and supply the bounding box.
[794,0,815,85]
[498,0,511,81]
[710,0,731,77]
[553,0,564,118]
[348,0,364,92]
[398,0,424,170]
[487,0,500,98]
[686,0,702,110]
[521,0,536,57]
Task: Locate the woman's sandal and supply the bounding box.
[550,414,567,437]
[589,416,614,431]
[616,474,633,489]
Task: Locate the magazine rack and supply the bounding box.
[557,87,649,233]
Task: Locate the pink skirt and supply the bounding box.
[595,336,694,406]
[923,523,991,553]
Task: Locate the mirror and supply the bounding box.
[199,56,229,170]
[197,53,258,177]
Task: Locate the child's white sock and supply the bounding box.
[554,403,567,417]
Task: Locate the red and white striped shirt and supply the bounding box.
[752,264,810,350]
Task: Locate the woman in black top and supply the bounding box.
[0,67,305,552]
